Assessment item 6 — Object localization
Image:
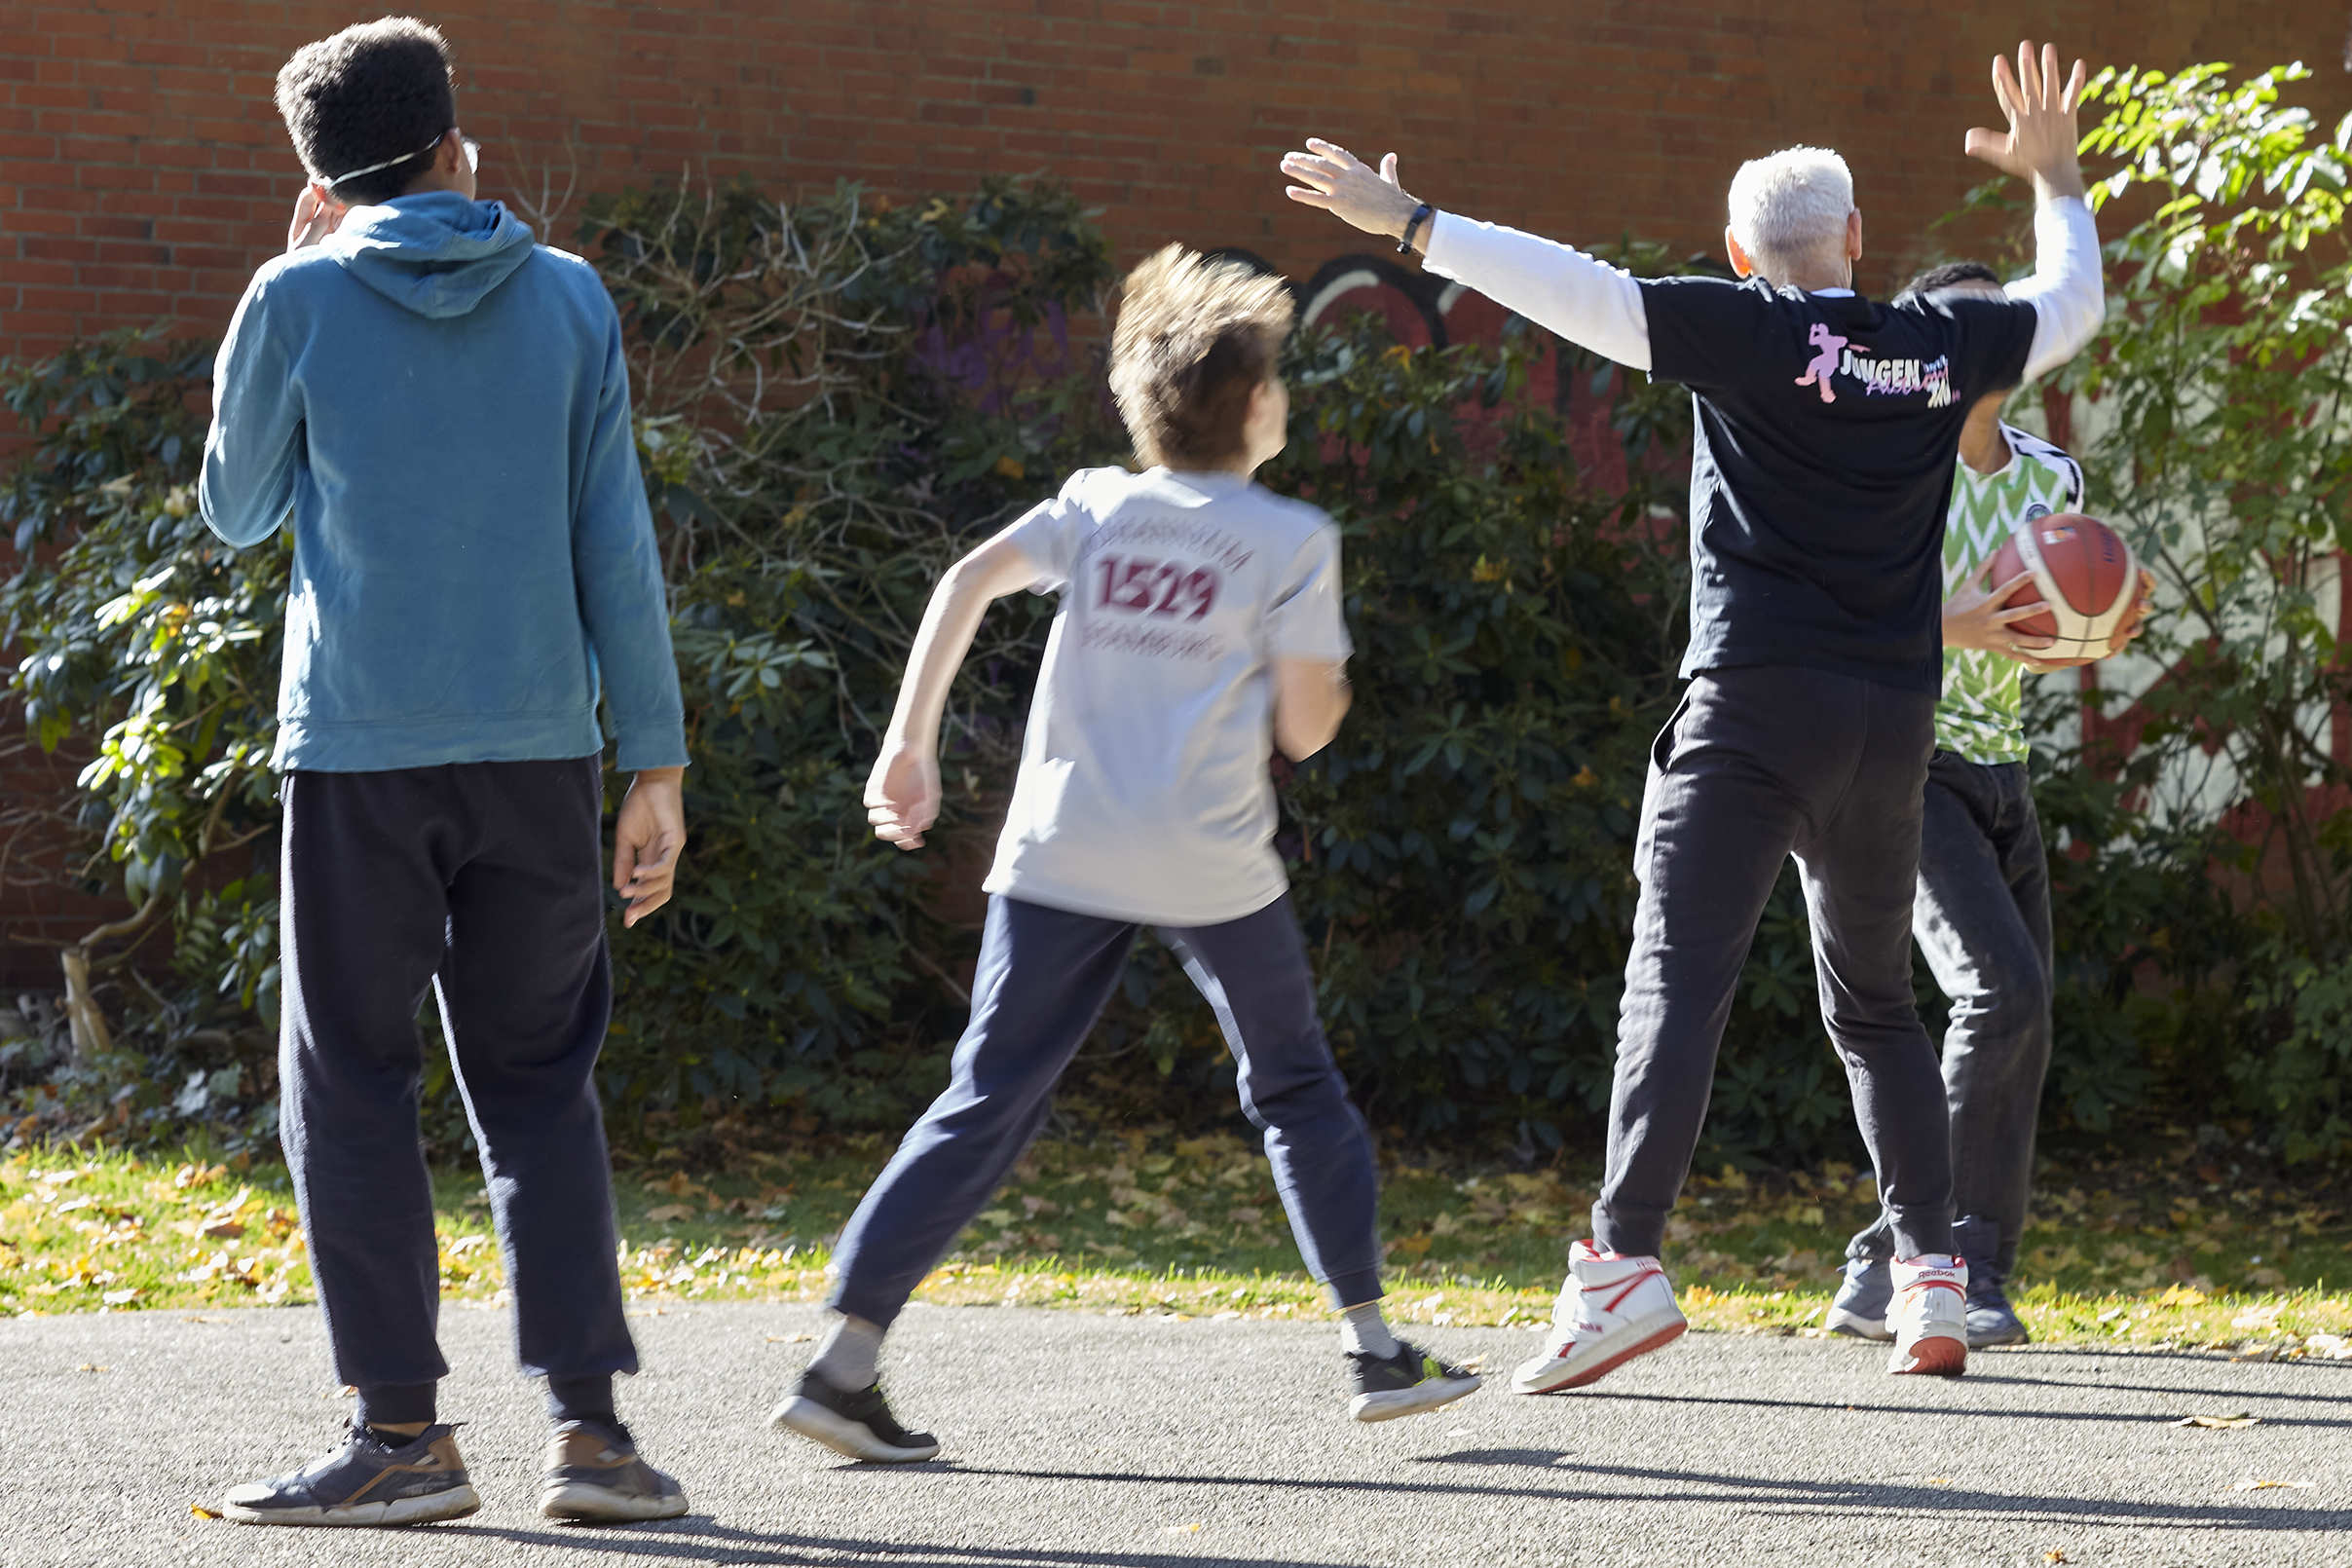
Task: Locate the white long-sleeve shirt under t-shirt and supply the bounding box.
[1418,194,2103,384]
[1413,194,2102,693]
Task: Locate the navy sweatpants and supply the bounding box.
[831,893,1384,1326]
[278,758,638,1426]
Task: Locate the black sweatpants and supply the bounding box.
[1593,666,1957,1261]
[278,757,637,1427]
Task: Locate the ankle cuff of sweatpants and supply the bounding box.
[1592,1215,1663,1260]
[1324,1268,1383,1312]
[545,1373,616,1426]
[827,1280,908,1333]
[355,1381,437,1429]
[1885,1213,1953,1261]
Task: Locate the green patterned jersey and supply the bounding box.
[1936,424,2085,764]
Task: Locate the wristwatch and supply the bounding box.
[1398,203,1435,255]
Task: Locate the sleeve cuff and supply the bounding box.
[615,729,691,772]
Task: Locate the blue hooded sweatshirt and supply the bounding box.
[200,192,688,773]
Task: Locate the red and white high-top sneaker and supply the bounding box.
[1886,1255,1970,1376]
[1510,1239,1687,1395]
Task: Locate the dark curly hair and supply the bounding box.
[275,18,457,207]
[1900,259,2002,298]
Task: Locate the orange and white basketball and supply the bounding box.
[1988,513,2141,668]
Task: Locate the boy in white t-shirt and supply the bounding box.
[767,246,1480,1461]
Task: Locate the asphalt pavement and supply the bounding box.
[5,1300,2348,1567]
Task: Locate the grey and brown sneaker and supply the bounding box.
[540,1419,689,1523]
[222,1421,480,1527]
[769,1369,941,1462]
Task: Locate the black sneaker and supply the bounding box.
[541,1418,690,1523]
[1347,1341,1483,1423]
[769,1370,941,1462]
[222,1421,480,1527]
[1957,1216,2030,1349]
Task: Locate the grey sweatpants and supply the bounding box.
[1592,666,1956,1261]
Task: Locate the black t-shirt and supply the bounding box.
[1636,276,2039,692]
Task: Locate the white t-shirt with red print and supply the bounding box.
[985,465,1352,927]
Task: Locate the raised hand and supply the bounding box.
[866,743,942,852]
[1944,561,2058,663]
[1280,138,1420,242]
[1964,40,2089,201]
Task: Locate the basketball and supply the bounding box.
[1987,512,2141,667]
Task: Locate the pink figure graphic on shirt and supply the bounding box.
[1795,321,1848,404]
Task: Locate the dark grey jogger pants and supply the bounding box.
[1848,752,2054,1282]
[1592,666,1957,1261]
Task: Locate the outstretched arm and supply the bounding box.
[1280,139,1652,370]
[1967,41,2104,382]
[866,529,1043,851]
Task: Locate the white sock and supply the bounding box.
[1339,1301,1400,1360]
[808,1314,884,1391]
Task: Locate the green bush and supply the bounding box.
[9,81,2349,1174]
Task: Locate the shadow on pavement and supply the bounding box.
[905,1458,2345,1535]
[451,1520,1362,1568]
[1566,1385,2352,1428]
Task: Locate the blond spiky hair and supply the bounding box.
[1110,244,1295,470]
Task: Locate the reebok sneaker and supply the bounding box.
[1511,1239,1687,1395]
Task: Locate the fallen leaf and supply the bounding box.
[1162,1523,1203,1535]
[2044,1551,2069,1564]
[74,1363,107,1372]
[2173,1412,2259,1430]
[1925,1475,1953,1486]
[2301,1332,2352,1361]
[190,1504,222,1520]
[644,1204,695,1223]
[765,1332,814,1343]
[2232,1477,2313,1492]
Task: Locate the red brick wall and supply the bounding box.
[4,2,2348,365]
[3,2,2348,981]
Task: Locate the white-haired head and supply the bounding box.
[1726,146,1857,285]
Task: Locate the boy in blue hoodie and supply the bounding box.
[199,19,689,1527]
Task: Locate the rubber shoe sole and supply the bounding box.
[222,1484,482,1527]
[1511,1310,1687,1395]
[540,1480,689,1523]
[768,1396,941,1463]
[1349,1370,1482,1423]
[1823,1305,1894,1342]
[1888,1332,1968,1377]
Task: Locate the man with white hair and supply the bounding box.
[1281,42,2103,1386]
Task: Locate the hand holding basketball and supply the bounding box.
[867,743,941,851]
[2107,568,2158,657]
[1987,512,2143,668]
[1945,562,2059,663]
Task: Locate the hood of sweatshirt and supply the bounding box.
[323,192,538,319]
